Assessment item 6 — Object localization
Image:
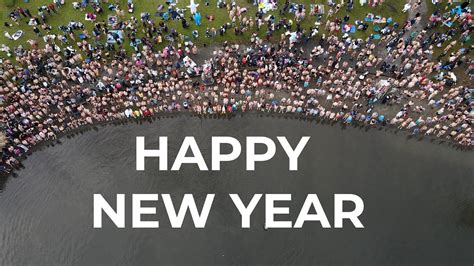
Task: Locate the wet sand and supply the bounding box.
[0,115,473,265]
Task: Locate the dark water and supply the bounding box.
[0,115,473,265]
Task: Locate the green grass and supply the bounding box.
[0,0,407,56]
[426,1,472,51]
[424,0,472,83]
[3,0,15,8]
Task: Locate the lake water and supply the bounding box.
[0,115,473,265]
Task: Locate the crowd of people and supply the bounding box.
[0,0,472,174]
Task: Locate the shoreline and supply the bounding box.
[2,110,470,179]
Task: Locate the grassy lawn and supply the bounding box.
[424,0,472,83]
[425,0,472,51]
[0,0,407,54]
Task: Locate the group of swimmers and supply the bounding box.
[0,0,472,174]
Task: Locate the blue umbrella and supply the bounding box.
[378,115,385,122]
[194,12,202,26]
[346,115,353,123]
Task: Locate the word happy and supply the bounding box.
[136,136,311,171]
